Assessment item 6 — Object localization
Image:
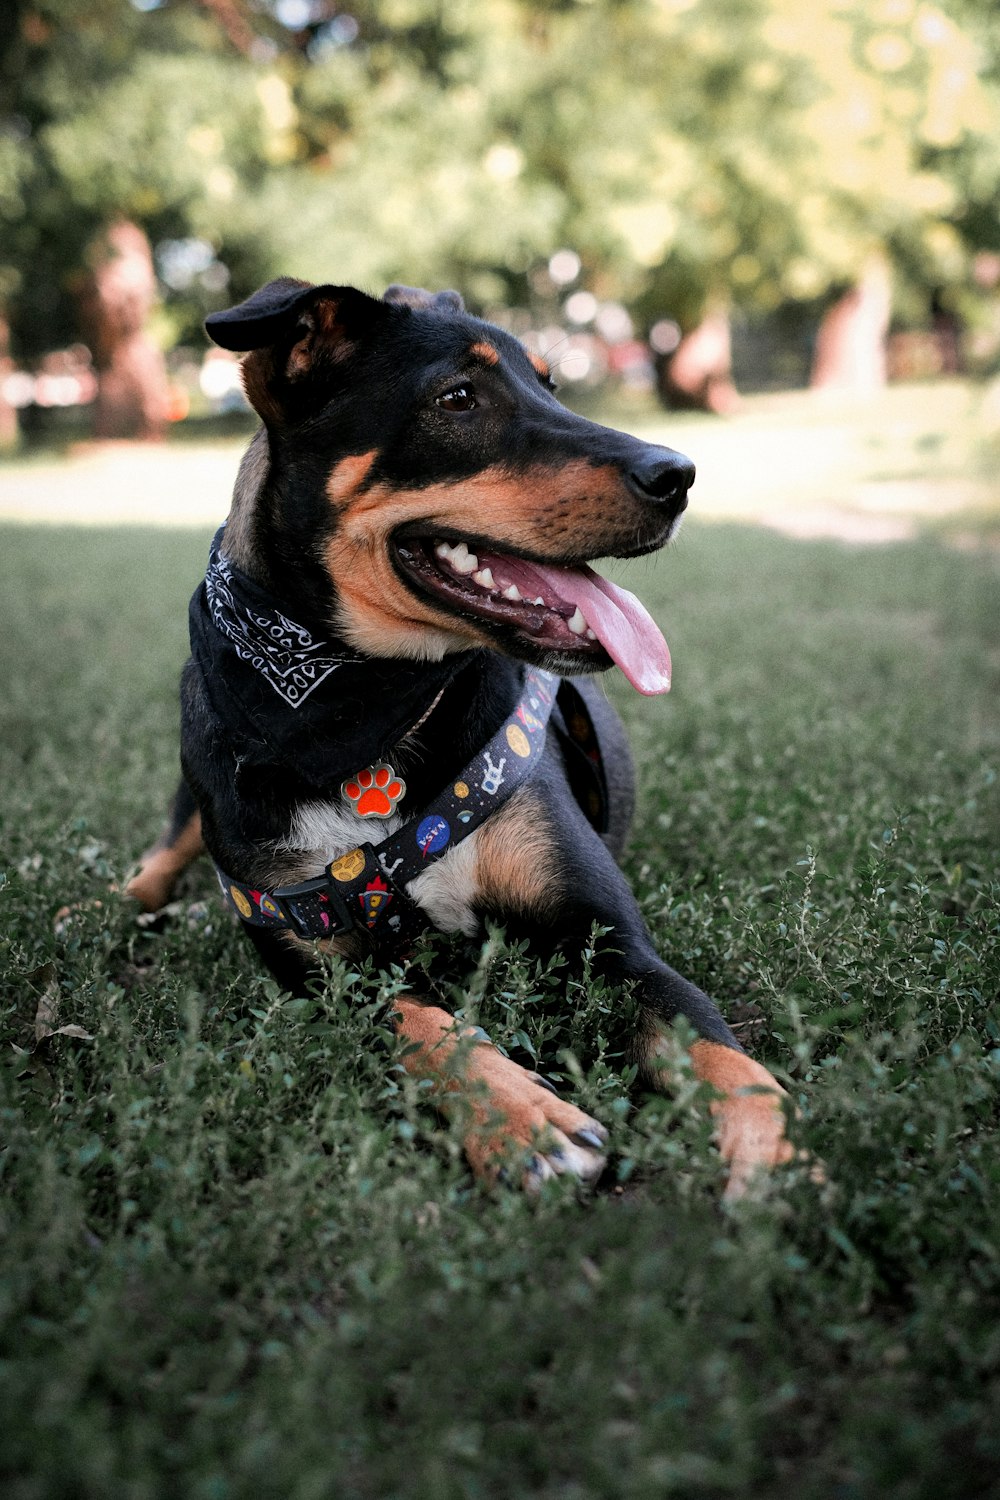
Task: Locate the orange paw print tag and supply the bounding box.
[342,763,406,818]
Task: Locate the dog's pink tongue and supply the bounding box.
[536,562,671,695]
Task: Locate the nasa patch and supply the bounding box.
[416,814,451,857]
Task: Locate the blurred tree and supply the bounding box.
[798,0,1000,388]
[1,0,998,435]
[77,219,169,438]
[473,0,1000,402]
[0,0,286,435]
[212,0,1000,402]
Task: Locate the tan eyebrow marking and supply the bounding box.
[469,340,500,366]
[528,352,551,380]
[326,450,378,505]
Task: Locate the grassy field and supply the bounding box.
[2,393,1000,1498]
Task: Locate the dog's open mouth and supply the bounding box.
[393,535,671,694]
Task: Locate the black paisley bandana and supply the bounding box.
[204,541,346,709]
[188,526,475,789]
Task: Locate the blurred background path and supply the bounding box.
[3,381,996,546]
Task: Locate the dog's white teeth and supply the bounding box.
[502,584,522,602]
[586,628,596,640]
[472,568,495,589]
[435,540,481,576]
[567,606,587,635]
[533,596,545,607]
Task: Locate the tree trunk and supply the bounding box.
[0,312,19,450]
[810,257,891,394]
[657,307,739,414]
[77,220,169,440]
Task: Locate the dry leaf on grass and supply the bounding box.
[26,961,95,1045]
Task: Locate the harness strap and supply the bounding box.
[216,666,559,945]
[550,680,609,835]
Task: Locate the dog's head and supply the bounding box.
[207,277,694,694]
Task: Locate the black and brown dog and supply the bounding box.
[128,277,793,1197]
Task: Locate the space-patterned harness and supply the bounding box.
[197,530,608,952]
[217,666,609,949]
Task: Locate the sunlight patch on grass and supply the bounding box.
[632,380,1000,543]
[1,381,998,546]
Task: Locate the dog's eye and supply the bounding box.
[436,386,477,412]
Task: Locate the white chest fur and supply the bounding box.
[277,796,481,938]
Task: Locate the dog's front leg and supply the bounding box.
[392,997,608,1189]
[537,787,794,1200]
[577,947,793,1201]
[125,778,204,912]
[638,992,794,1202]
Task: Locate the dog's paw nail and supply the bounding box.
[525,1154,554,1187]
[530,1072,560,1095]
[572,1126,607,1151]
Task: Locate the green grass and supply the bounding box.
[2,514,999,1499]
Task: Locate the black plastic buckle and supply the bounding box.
[272,875,354,940]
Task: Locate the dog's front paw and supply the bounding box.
[124,862,175,913]
[125,812,204,913]
[713,1089,795,1203]
[393,1000,607,1190]
[342,764,406,818]
[457,1045,608,1191]
[688,1041,795,1202]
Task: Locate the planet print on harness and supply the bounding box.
[506,724,531,758]
[230,885,253,920]
[328,847,367,882]
[453,780,474,822]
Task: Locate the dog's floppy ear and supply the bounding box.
[206,278,390,426]
[205,277,320,351]
[384,284,465,313]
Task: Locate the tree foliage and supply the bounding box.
[1,0,998,360]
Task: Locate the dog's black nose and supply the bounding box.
[626,449,696,517]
